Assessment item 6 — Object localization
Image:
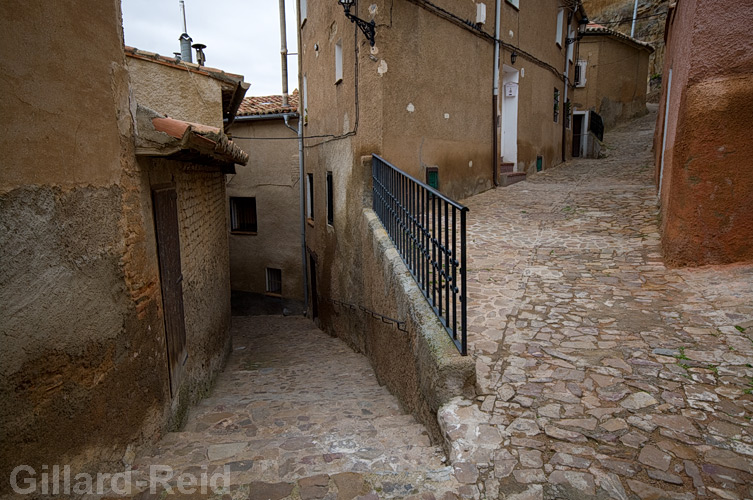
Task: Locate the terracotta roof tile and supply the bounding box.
[584,24,655,52]
[237,90,299,116]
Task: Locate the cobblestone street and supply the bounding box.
[126,316,461,499]
[113,110,753,500]
[458,108,753,499]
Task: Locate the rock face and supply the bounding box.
[582,0,668,100]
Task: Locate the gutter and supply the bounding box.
[491,0,501,187]
[232,112,299,123]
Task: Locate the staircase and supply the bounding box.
[120,315,460,498]
[499,161,526,187]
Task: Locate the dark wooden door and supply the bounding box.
[153,187,188,398]
[309,254,318,319]
[572,114,584,157]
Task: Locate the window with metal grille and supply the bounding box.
[229,197,257,233]
[266,268,282,295]
[326,171,334,225]
[554,88,560,123]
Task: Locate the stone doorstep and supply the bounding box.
[499,162,515,173]
[500,172,527,187]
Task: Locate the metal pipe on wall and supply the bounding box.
[491,0,501,187]
[279,0,290,107]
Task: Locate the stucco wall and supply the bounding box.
[0,0,170,486]
[127,57,224,129]
[0,0,234,487]
[654,0,753,266]
[573,35,650,128]
[226,118,304,299]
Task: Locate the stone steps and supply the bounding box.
[114,315,462,498]
[500,171,527,187]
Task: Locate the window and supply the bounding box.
[300,0,307,25]
[326,171,334,225]
[506,0,519,8]
[567,28,575,62]
[555,8,564,46]
[229,197,257,233]
[303,74,308,124]
[426,167,439,189]
[335,40,343,84]
[266,268,282,295]
[574,60,587,87]
[554,88,560,123]
[565,99,571,129]
[306,173,314,220]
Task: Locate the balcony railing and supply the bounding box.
[371,155,468,355]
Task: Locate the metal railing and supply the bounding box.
[371,155,468,355]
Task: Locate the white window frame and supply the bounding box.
[335,40,343,84]
[306,173,314,220]
[575,59,587,87]
[266,268,282,295]
[302,74,308,124]
[556,8,564,46]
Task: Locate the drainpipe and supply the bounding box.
[492,0,501,186]
[562,12,573,162]
[631,0,639,38]
[279,0,290,107]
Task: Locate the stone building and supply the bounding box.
[571,23,653,132]
[0,0,248,486]
[294,0,588,439]
[226,92,304,304]
[654,0,753,266]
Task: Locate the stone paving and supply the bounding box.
[117,316,462,499]
[450,108,753,499]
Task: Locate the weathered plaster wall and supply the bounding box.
[573,35,650,129]
[0,0,170,486]
[655,0,753,266]
[226,118,304,299]
[0,0,235,487]
[378,0,494,199]
[127,57,224,129]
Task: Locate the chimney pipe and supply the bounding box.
[278,0,290,107]
[178,1,192,63]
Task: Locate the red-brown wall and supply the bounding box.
[655,0,753,266]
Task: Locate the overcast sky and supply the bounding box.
[121,0,300,97]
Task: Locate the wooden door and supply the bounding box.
[572,114,584,157]
[153,187,188,398]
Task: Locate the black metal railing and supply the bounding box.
[372,155,468,355]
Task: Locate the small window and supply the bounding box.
[306,173,314,220]
[426,167,439,189]
[326,171,334,225]
[554,88,560,123]
[230,197,257,233]
[565,99,571,129]
[300,0,307,25]
[335,40,343,84]
[266,268,282,295]
[556,8,564,46]
[506,0,519,8]
[575,60,587,87]
[567,28,575,61]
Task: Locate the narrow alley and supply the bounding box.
[120,109,753,500]
[127,315,461,499]
[461,107,753,498]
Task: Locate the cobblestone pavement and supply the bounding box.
[451,109,753,499]
[119,316,462,499]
